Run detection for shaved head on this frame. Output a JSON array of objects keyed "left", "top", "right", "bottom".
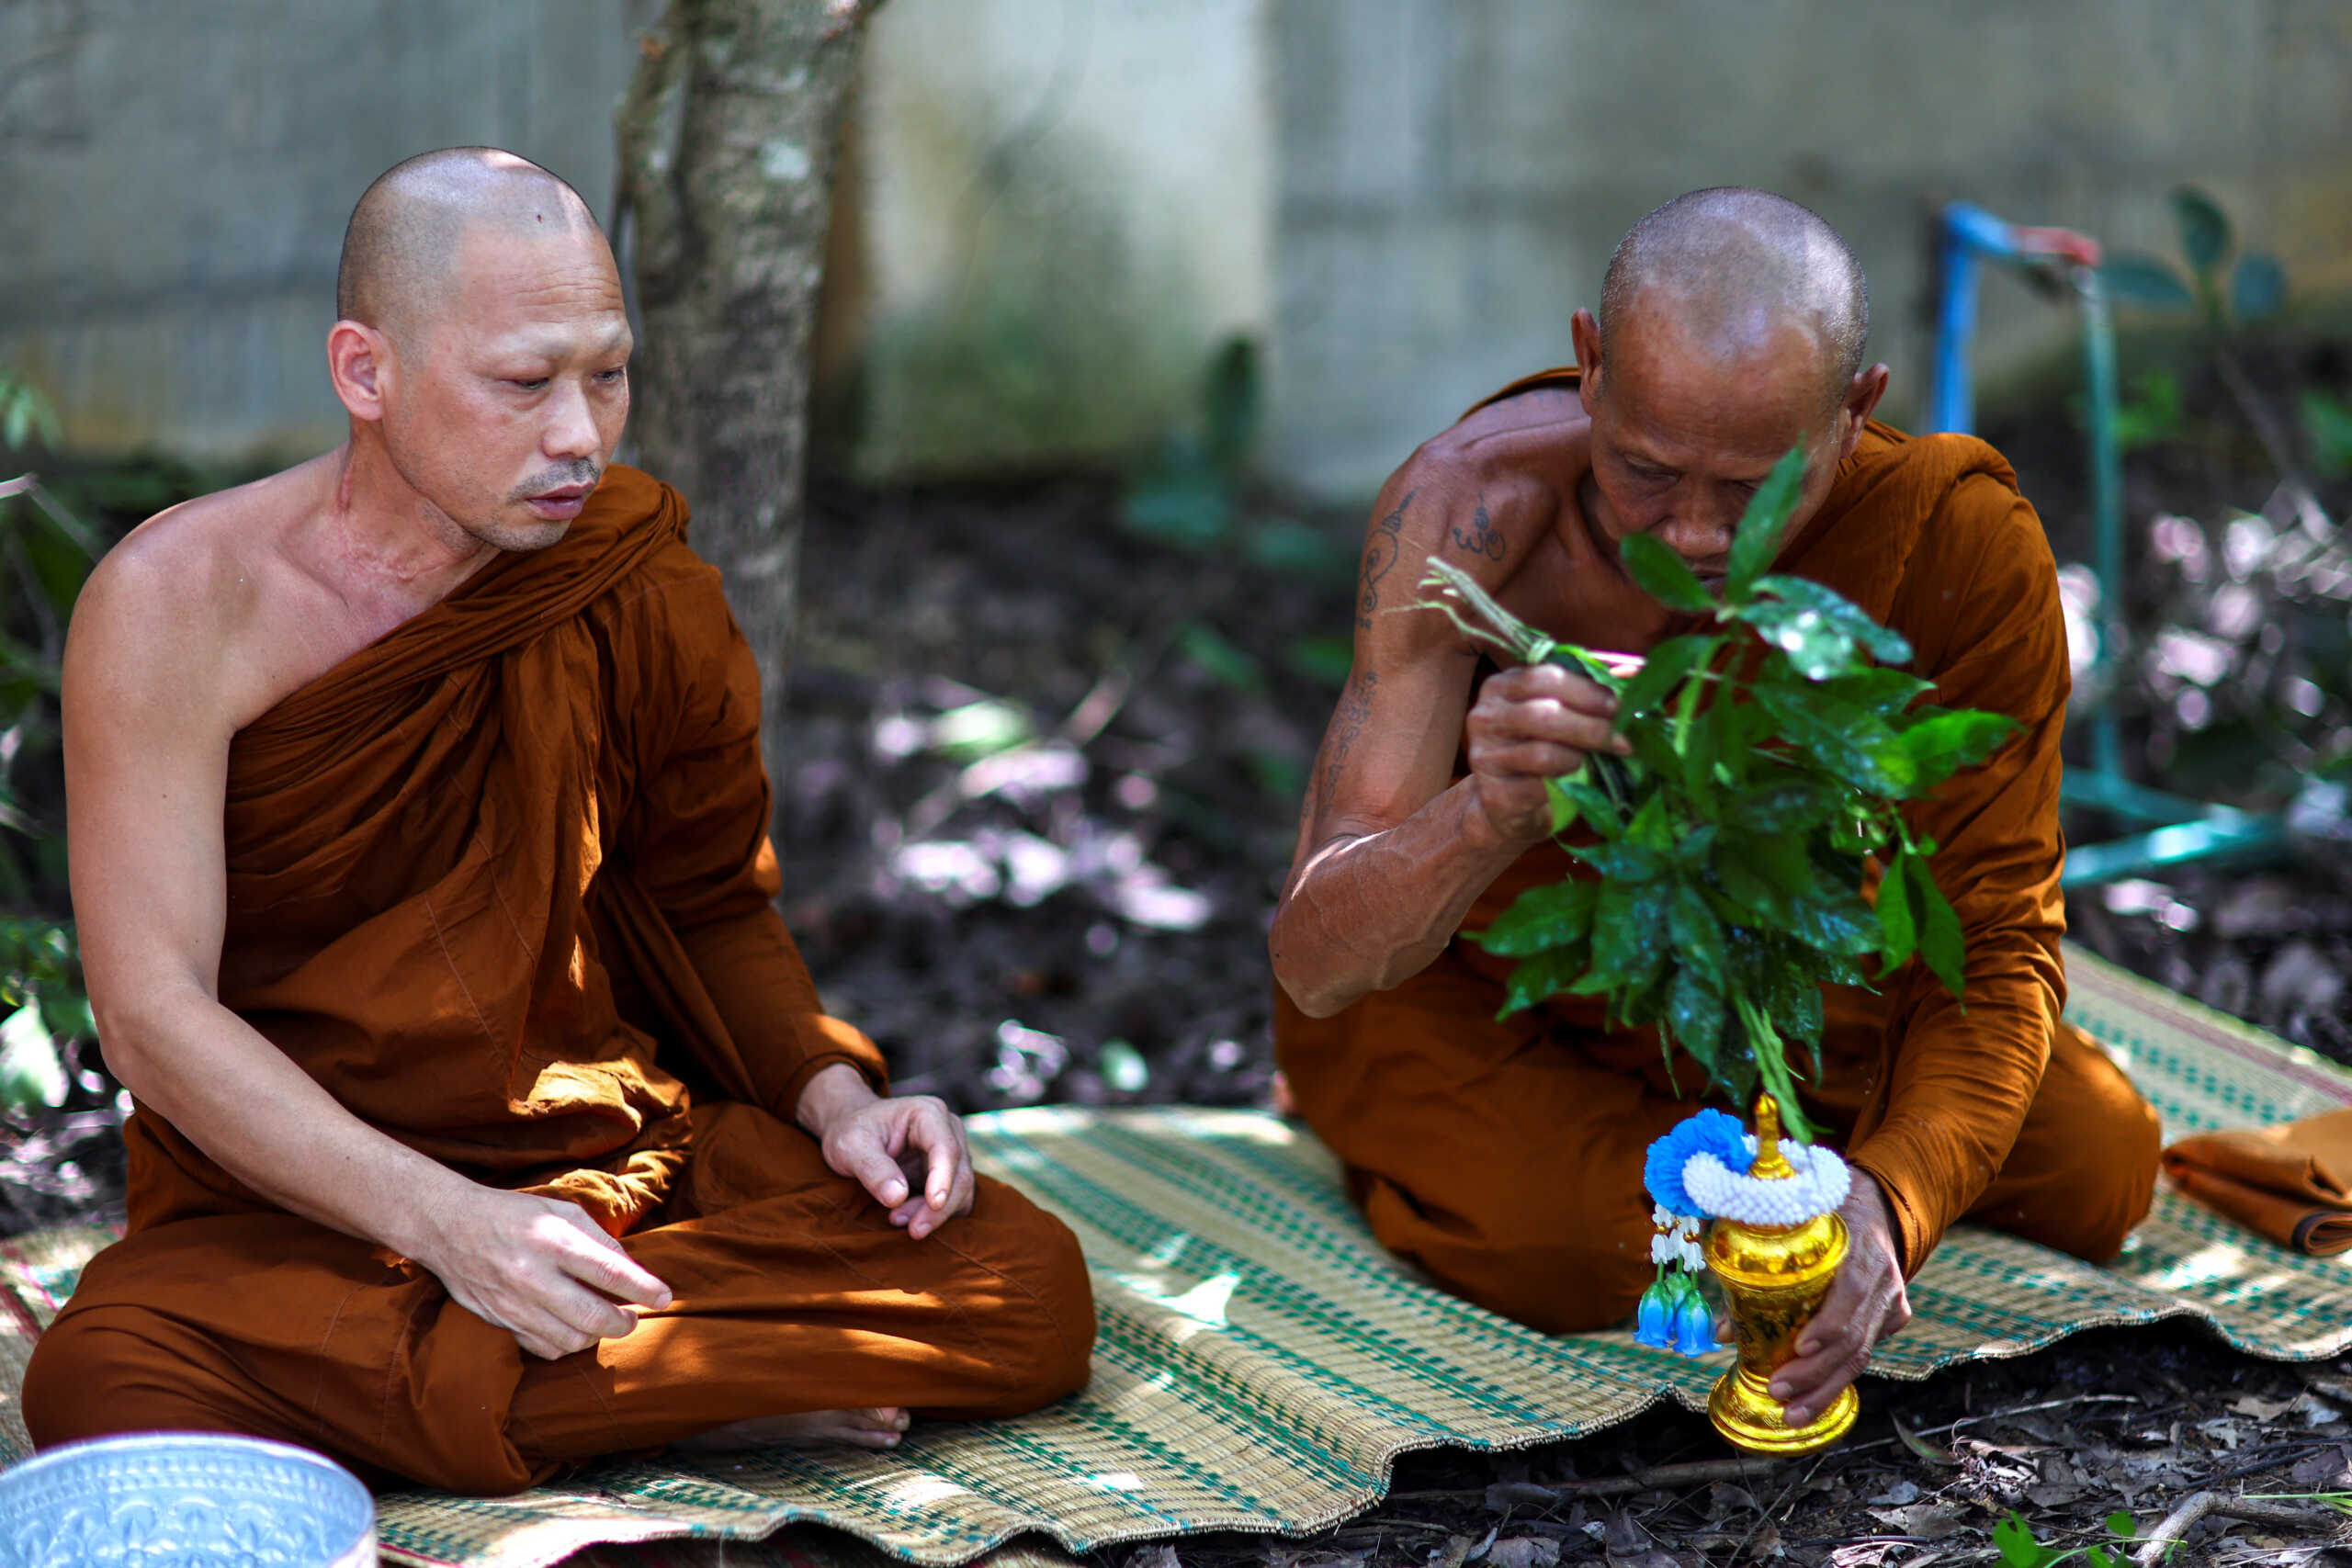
[
  {"left": 1598, "top": 187, "right": 1868, "bottom": 409},
  {"left": 335, "top": 147, "right": 604, "bottom": 350}
]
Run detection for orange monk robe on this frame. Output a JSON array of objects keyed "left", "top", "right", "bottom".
[
  {"left": 1276, "top": 370, "right": 2162, "bottom": 1335},
  {"left": 24, "top": 468, "right": 1095, "bottom": 1492}
]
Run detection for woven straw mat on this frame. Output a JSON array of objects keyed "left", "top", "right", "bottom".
[{"left": 2, "top": 942, "right": 2348, "bottom": 1568}]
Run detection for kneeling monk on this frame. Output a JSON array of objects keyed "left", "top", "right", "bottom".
[
  {"left": 25, "top": 148, "right": 1094, "bottom": 1492},
  {"left": 1270, "top": 187, "right": 2159, "bottom": 1427}
]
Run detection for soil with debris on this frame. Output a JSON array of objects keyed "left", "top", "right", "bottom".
[{"left": 8, "top": 420, "right": 2352, "bottom": 1560}]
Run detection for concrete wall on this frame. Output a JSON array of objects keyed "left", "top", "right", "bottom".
[
  {"left": 838, "top": 0, "right": 1272, "bottom": 479},
  {"left": 6, "top": 0, "right": 2348, "bottom": 495},
  {"left": 1272, "top": 0, "right": 2352, "bottom": 500},
  {"left": 0, "top": 0, "right": 654, "bottom": 463}
]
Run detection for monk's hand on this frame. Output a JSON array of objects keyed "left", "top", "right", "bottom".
[
  {"left": 1463, "top": 663, "right": 1631, "bottom": 845},
  {"left": 419, "top": 1187, "right": 674, "bottom": 1361},
  {"left": 801, "top": 1065, "right": 977, "bottom": 1240},
  {"left": 1767, "top": 1169, "right": 1911, "bottom": 1426}
]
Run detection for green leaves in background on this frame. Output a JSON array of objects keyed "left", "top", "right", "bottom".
[
  {"left": 2102, "top": 184, "right": 2286, "bottom": 332},
  {"left": 1441, "top": 440, "right": 2019, "bottom": 1132}
]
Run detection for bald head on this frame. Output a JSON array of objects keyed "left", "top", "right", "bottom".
[
  {"left": 1597, "top": 188, "right": 1868, "bottom": 410},
  {"left": 335, "top": 147, "right": 605, "bottom": 350}
]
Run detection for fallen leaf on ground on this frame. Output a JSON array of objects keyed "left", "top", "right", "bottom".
[
  {"left": 2232, "top": 1393, "right": 2298, "bottom": 1420},
  {"left": 1865, "top": 1502, "right": 1967, "bottom": 1540},
  {"left": 1484, "top": 1480, "right": 1559, "bottom": 1512},
  {"left": 1484, "top": 1538, "right": 1558, "bottom": 1568},
  {"left": 1430, "top": 1536, "right": 1476, "bottom": 1568}
]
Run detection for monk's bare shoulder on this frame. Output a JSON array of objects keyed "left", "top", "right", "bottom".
[
  {"left": 1355, "top": 386, "right": 1586, "bottom": 650},
  {"left": 65, "top": 461, "right": 328, "bottom": 739}
]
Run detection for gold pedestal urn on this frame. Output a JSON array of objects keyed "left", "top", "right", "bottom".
[{"left": 1702, "top": 1094, "right": 1858, "bottom": 1454}]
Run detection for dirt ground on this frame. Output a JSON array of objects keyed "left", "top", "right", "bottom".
[
  {"left": 766, "top": 466, "right": 2352, "bottom": 1565},
  {"left": 7, "top": 401, "right": 2352, "bottom": 1560}
]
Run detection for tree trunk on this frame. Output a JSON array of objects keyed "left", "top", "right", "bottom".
[{"left": 615, "top": 0, "right": 878, "bottom": 812}]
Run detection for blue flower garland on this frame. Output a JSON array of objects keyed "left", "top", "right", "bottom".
[{"left": 1635, "top": 1108, "right": 1756, "bottom": 1359}]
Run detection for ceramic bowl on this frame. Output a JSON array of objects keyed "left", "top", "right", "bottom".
[{"left": 0, "top": 1431, "right": 373, "bottom": 1567}]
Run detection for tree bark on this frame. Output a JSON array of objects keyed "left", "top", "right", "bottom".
[{"left": 615, "top": 0, "right": 878, "bottom": 810}]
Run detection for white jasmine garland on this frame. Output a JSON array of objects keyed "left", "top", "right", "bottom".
[
  {"left": 1647, "top": 1201, "right": 1706, "bottom": 1270},
  {"left": 1681, "top": 1141, "right": 1853, "bottom": 1228}
]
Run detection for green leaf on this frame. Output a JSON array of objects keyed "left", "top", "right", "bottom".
[
  {"left": 1877, "top": 851, "right": 1917, "bottom": 968},
  {"left": 1737, "top": 777, "right": 1839, "bottom": 833},
  {"left": 0, "top": 1001, "right": 65, "bottom": 1111},
  {"left": 1544, "top": 774, "right": 1579, "bottom": 836},
  {"left": 2231, "top": 252, "right": 2286, "bottom": 321},
  {"left": 1712, "top": 839, "right": 1785, "bottom": 923},
  {"left": 1615, "top": 634, "right": 1720, "bottom": 721},
  {"left": 928, "top": 700, "right": 1035, "bottom": 761},
  {"left": 1756, "top": 684, "right": 1913, "bottom": 795},
  {"left": 1905, "top": 852, "right": 1967, "bottom": 998},
  {"left": 2171, "top": 186, "right": 2233, "bottom": 280},
  {"left": 1747, "top": 575, "right": 1914, "bottom": 664},
  {"left": 1666, "top": 966, "right": 1724, "bottom": 1072},
  {"left": 1577, "top": 880, "right": 1639, "bottom": 992},
  {"left": 1724, "top": 446, "right": 1810, "bottom": 603},
  {"left": 1498, "top": 945, "right": 1588, "bottom": 1017},
  {"left": 1782, "top": 886, "right": 1883, "bottom": 956},
  {"left": 1667, "top": 880, "right": 1727, "bottom": 987},
  {"left": 1992, "top": 1514, "right": 2048, "bottom": 1568},
  {"left": 2105, "top": 1511, "right": 2137, "bottom": 1540},
  {"left": 1620, "top": 533, "right": 1718, "bottom": 613},
  {"left": 1897, "top": 706, "right": 2019, "bottom": 790},
  {"left": 2086, "top": 1549, "right": 2112, "bottom": 1568},
  {"left": 1283, "top": 634, "right": 1356, "bottom": 687},
  {"left": 2302, "top": 389, "right": 2352, "bottom": 479},
  {"left": 1736, "top": 599, "right": 1865, "bottom": 681},
  {"left": 1203, "top": 335, "right": 1261, "bottom": 478},
  {"left": 1178, "top": 622, "right": 1263, "bottom": 691},
  {"left": 1472, "top": 880, "right": 1600, "bottom": 956},
  {"left": 2101, "top": 254, "right": 2193, "bottom": 310},
  {"left": 1820, "top": 667, "right": 1936, "bottom": 716},
  {"left": 1577, "top": 839, "right": 1666, "bottom": 883}
]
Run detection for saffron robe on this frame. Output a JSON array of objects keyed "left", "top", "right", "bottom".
[
  {"left": 1275, "top": 370, "right": 2162, "bottom": 1334},
  {"left": 24, "top": 468, "right": 1095, "bottom": 1491}
]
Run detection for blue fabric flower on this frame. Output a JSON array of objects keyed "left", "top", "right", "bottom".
[
  {"left": 1643, "top": 1108, "right": 1756, "bottom": 1218},
  {"left": 1634, "top": 1281, "right": 1677, "bottom": 1350},
  {"left": 1672, "top": 1291, "right": 1718, "bottom": 1358}
]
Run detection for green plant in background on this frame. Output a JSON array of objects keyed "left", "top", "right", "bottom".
[
  {"left": 1418, "top": 448, "right": 2017, "bottom": 1141},
  {"left": 1993, "top": 1509, "right": 2151, "bottom": 1567},
  {"left": 2098, "top": 186, "right": 2330, "bottom": 503},
  {"left": 0, "top": 366, "right": 101, "bottom": 1112},
  {"left": 2100, "top": 186, "right": 2285, "bottom": 333},
  {"left": 1122, "top": 338, "right": 1359, "bottom": 698}
]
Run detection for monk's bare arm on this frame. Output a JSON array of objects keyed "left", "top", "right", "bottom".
[
  {"left": 65, "top": 533, "right": 667, "bottom": 1357},
  {"left": 1268, "top": 474, "right": 1625, "bottom": 1018}
]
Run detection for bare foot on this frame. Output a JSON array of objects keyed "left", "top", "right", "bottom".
[{"left": 675, "top": 1407, "right": 911, "bottom": 1452}]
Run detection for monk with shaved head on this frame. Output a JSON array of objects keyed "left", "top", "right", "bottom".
[
  {"left": 1271, "top": 187, "right": 2159, "bottom": 1423},
  {"left": 25, "top": 147, "right": 1094, "bottom": 1490}
]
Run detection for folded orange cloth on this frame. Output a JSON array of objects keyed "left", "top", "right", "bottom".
[{"left": 2162, "top": 1108, "right": 2352, "bottom": 1255}]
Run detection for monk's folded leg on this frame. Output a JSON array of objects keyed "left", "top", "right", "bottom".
[
  {"left": 505, "top": 1101, "right": 1094, "bottom": 1462},
  {"left": 1962, "top": 1019, "right": 2161, "bottom": 1260},
  {"left": 1276, "top": 955, "right": 1695, "bottom": 1335},
  {"left": 23, "top": 1212, "right": 538, "bottom": 1492},
  {"left": 26, "top": 1114, "right": 1093, "bottom": 1495}
]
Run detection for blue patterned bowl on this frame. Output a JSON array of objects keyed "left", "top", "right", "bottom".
[{"left": 0, "top": 1432, "right": 373, "bottom": 1567}]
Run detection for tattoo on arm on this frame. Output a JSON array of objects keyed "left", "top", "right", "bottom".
[
  {"left": 1450, "top": 496, "right": 1507, "bottom": 561},
  {"left": 1357, "top": 490, "right": 1415, "bottom": 630},
  {"left": 1315, "top": 670, "right": 1379, "bottom": 814}
]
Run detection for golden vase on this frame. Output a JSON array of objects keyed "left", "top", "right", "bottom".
[{"left": 1702, "top": 1094, "right": 1858, "bottom": 1454}]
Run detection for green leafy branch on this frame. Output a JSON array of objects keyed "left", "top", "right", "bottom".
[
  {"left": 1419, "top": 446, "right": 2018, "bottom": 1140},
  {"left": 1994, "top": 1509, "right": 2152, "bottom": 1568}
]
